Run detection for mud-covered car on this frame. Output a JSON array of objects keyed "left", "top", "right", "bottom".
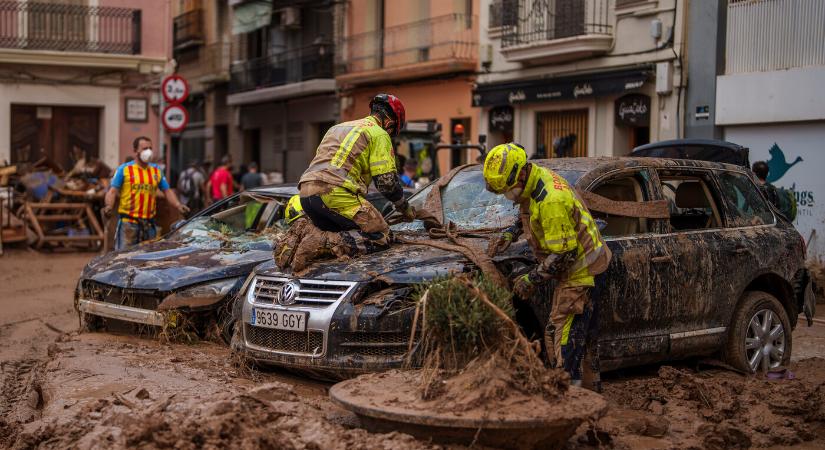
[{"left": 233, "top": 158, "right": 815, "bottom": 378}]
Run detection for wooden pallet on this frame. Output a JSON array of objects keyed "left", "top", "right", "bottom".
[{"left": 22, "top": 202, "right": 104, "bottom": 249}]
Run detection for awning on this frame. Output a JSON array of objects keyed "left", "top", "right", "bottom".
[
  {"left": 472, "top": 69, "right": 651, "bottom": 107},
  {"left": 232, "top": 0, "right": 273, "bottom": 35}
]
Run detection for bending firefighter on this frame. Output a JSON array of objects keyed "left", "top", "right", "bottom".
[
  {"left": 275, "top": 94, "right": 415, "bottom": 271},
  {"left": 484, "top": 143, "right": 611, "bottom": 391}
]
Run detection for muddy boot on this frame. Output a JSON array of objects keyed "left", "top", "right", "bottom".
[
  {"left": 273, "top": 218, "right": 309, "bottom": 269},
  {"left": 291, "top": 225, "right": 338, "bottom": 272}
]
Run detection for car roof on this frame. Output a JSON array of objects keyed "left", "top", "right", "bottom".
[
  {"left": 630, "top": 139, "right": 750, "bottom": 167},
  {"left": 246, "top": 183, "right": 298, "bottom": 197}
]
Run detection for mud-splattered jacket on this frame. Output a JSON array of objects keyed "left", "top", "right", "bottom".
[
  {"left": 514, "top": 164, "right": 610, "bottom": 287},
  {"left": 299, "top": 116, "right": 404, "bottom": 216}
]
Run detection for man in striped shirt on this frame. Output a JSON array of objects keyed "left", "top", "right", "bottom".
[{"left": 103, "top": 136, "right": 189, "bottom": 250}]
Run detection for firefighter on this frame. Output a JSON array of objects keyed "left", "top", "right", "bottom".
[
  {"left": 275, "top": 94, "right": 415, "bottom": 270},
  {"left": 484, "top": 143, "right": 611, "bottom": 391}
]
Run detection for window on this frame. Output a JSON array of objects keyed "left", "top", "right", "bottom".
[
  {"left": 716, "top": 171, "right": 775, "bottom": 227},
  {"left": 173, "top": 193, "right": 281, "bottom": 245},
  {"left": 659, "top": 172, "right": 722, "bottom": 231},
  {"left": 590, "top": 172, "right": 652, "bottom": 237}
]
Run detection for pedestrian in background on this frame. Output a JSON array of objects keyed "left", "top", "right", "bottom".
[
  {"left": 103, "top": 136, "right": 189, "bottom": 250},
  {"left": 752, "top": 161, "right": 780, "bottom": 208},
  {"left": 209, "top": 155, "right": 234, "bottom": 202},
  {"left": 177, "top": 160, "right": 206, "bottom": 215},
  {"left": 241, "top": 162, "right": 264, "bottom": 191},
  {"left": 400, "top": 158, "right": 418, "bottom": 188}
]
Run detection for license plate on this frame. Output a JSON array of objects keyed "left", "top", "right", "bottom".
[{"left": 250, "top": 308, "right": 307, "bottom": 332}]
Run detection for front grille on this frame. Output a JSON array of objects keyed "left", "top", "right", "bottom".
[
  {"left": 244, "top": 323, "right": 324, "bottom": 355},
  {"left": 339, "top": 332, "right": 410, "bottom": 358},
  {"left": 81, "top": 280, "right": 163, "bottom": 310},
  {"left": 252, "top": 277, "right": 355, "bottom": 307}
]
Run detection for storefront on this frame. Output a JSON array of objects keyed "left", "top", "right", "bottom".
[{"left": 473, "top": 68, "right": 658, "bottom": 157}]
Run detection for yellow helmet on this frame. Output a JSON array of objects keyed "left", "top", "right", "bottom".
[
  {"left": 483, "top": 143, "right": 527, "bottom": 193},
  {"left": 284, "top": 195, "right": 304, "bottom": 225}
]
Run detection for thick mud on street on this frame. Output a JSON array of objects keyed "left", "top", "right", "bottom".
[{"left": 3, "top": 250, "right": 825, "bottom": 449}]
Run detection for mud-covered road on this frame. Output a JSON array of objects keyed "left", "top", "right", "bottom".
[{"left": 2, "top": 250, "right": 825, "bottom": 449}]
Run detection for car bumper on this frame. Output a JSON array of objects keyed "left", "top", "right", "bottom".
[{"left": 77, "top": 298, "right": 169, "bottom": 327}]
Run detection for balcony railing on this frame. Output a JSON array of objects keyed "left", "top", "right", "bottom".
[
  {"left": 500, "top": 0, "right": 610, "bottom": 49},
  {"left": 200, "top": 42, "right": 230, "bottom": 80},
  {"left": 338, "top": 13, "right": 477, "bottom": 75},
  {"left": 489, "top": 0, "right": 517, "bottom": 29},
  {"left": 0, "top": 1, "right": 141, "bottom": 55},
  {"left": 726, "top": 0, "right": 825, "bottom": 74},
  {"left": 173, "top": 8, "right": 204, "bottom": 50},
  {"left": 229, "top": 44, "right": 334, "bottom": 94}
]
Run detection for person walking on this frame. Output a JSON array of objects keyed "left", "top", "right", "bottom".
[
  {"left": 484, "top": 143, "right": 611, "bottom": 392},
  {"left": 209, "top": 155, "right": 235, "bottom": 202},
  {"left": 177, "top": 160, "right": 206, "bottom": 215},
  {"left": 103, "top": 136, "right": 189, "bottom": 250},
  {"left": 241, "top": 162, "right": 264, "bottom": 191}
]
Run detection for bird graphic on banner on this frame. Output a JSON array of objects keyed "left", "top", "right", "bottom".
[{"left": 766, "top": 143, "right": 802, "bottom": 183}]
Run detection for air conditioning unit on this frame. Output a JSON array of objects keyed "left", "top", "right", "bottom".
[{"left": 280, "top": 7, "right": 301, "bottom": 29}]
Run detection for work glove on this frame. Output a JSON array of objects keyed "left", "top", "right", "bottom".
[
  {"left": 487, "top": 230, "right": 515, "bottom": 257},
  {"left": 397, "top": 201, "right": 416, "bottom": 222},
  {"left": 513, "top": 273, "right": 536, "bottom": 299}
]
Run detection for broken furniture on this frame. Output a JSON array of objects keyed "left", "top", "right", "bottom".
[{"left": 20, "top": 201, "right": 104, "bottom": 249}]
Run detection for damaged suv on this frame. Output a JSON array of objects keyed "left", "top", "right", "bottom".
[{"left": 233, "top": 158, "right": 815, "bottom": 378}]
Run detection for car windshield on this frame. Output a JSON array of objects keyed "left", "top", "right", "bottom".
[
  {"left": 392, "top": 166, "right": 585, "bottom": 232},
  {"left": 170, "top": 193, "right": 287, "bottom": 247}
]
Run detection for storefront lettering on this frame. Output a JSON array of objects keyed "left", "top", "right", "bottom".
[
  {"left": 536, "top": 91, "right": 562, "bottom": 100},
  {"left": 489, "top": 105, "right": 514, "bottom": 132},
  {"left": 625, "top": 80, "right": 644, "bottom": 90},
  {"left": 618, "top": 101, "right": 648, "bottom": 120},
  {"left": 573, "top": 84, "right": 593, "bottom": 98},
  {"left": 614, "top": 94, "right": 651, "bottom": 127},
  {"left": 508, "top": 90, "right": 526, "bottom": 103}
]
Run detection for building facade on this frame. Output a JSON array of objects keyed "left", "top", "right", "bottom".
[
  {"left": 0, "top": 0, "right": 170, "bottom": 171},
  {"left": 336, "top": 0, "right": 479, "bottom": 173},
  {"left": 706, "top": 0, "right": 825, "bottom": 259},
  {"left": 225, "top": 0, "right": 337, "bottom": 183},
  {"left": 170, "top": 0, "right": 232, "bottom": 177},
  {"left": 475, "top": 0, "right": 686, "bottom": 158}
]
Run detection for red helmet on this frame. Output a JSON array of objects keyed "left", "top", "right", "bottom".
[{"left": 369, "top": 93, "right": 406, "bottom": 136}]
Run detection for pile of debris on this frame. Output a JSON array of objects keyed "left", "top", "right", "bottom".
[
  {"left": 0, "top": 156, "right": 109, "bottom": 253},
  {"left": 330, "top": 274, "right": 607, "bottom": 449}
]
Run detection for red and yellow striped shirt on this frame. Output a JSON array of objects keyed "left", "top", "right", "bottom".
[{"left": 111, "top": 161, "right": 170, "bottom": 220}]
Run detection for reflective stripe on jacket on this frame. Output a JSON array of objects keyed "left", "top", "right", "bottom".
[
  {"left": 299, "top": 116, "right": 396, "bottom": 197},
  {"left": 519, "top": 165, "right": 607, "bottom": 287}
]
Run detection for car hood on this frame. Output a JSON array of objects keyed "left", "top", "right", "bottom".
[
  {"left": 255, "top": 237, "right": 483, "bottom": 283},
  {"left": 81, "top": 237, "right": 275, "bottom": 291}
]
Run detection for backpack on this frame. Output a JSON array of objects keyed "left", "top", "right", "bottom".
[
  {"left": 177, "top": 169, "right": 198, "bottom": 199},
  {"left": 775, "top": 186, "right": 797, "bottom": 221}
]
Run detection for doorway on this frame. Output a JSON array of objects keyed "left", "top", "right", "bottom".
[
  {"left": 536, "top": 109, "right": 588, "bottom": 158},
  {"left": 10, "top": 105, "right": 100, "bottom": 170}
]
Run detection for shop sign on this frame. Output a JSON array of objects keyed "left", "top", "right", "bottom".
[
  {"left": 615, "top": 94, "right": 651, "bottom": 127},
  {"left": 489, "top": 106, "right": 514, "bottom": 132}
]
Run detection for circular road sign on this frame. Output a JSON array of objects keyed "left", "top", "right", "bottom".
[
  {"left": 162, "top": 74, "right": 189, "bottom": 104},
  {"left": 162, "top": 104, "right": 189, "bottom": 133}
]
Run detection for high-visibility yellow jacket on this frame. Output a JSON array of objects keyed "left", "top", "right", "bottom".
[
  {"left": 298, "top": 116, "right": 400, "bottom": 219},
  {"left": 284, "top": 194, "right": 304, "bottom": 225},
  {"left": 518, "top": 164, "right": 609, "bottom": 287}
]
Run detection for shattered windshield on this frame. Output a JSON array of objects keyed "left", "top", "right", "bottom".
[{"left": 171, "top": 193, "right": 286, "bottom": 247}]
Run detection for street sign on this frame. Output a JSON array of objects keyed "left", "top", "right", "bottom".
[
  {"left": 162, "top": 104, "right": 189, "bottom": 133},
  {"left": 161, "top": 74, "right": 189, "bottom": 104}
]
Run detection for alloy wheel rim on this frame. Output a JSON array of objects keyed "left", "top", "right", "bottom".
[{"left": 744, "top": 308, "right": 785, "bottom": 372}]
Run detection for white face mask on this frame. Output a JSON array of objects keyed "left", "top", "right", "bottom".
[
  {"left": 503, "top": 186, "right": 523, "bottom": 202},
  {"left": 139, "top": 148, "right": 153, "bottom": 163}
]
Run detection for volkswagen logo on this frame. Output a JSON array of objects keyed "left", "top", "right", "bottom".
[{"left": 277, "top": 280, "right": 300, "bottom": 306}]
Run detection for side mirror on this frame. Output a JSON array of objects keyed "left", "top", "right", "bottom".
[{"left": 170, "top": 220, "right": 185, "bottom": 232}]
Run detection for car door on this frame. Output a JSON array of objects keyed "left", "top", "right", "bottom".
[
  {"left": 650, "top": 168, "right": 728, "bottom": 355},
  {"left": 583, "top": 168, "right": 672, "bottom": 366}
]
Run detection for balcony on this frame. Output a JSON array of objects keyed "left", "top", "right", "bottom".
[
  {"left": 498, "top": 0, "right": 612, "bottom": 64},
  {"left": 198, "top": 42, "right": 231, "bottom": 84},
  {"left": 336, "top": 13, "right": 477, "bottom": 87},
  {"left": 227, "top": 44, "right": 334, "bottom": 104},
  {"left": 0, "top": 1, "right": 141, "bottom": 55},
  {"left": 726, "top": 0, "right": 825, "bottom": 74},
  {"left": 173, "top": 9, "right": 204, "bottom": 52}
]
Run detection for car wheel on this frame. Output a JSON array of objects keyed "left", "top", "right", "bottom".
[{"left": 725, "top": 291, "right": 792, "bottom": 373}]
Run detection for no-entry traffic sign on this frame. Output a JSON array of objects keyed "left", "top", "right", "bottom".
[
  {"left": 162, "top": 104, "right": 189, "bottom": 133},
  {"left": 162, "top": 74, "right": 189, "bottom": 104}
]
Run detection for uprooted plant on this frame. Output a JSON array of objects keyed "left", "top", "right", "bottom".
[{"left": 409, "top": 273, "right": 568, "bottom": 404}]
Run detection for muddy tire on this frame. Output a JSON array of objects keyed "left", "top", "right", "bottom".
[{"left": 724, "top": 291, "right": 792, "bottom": 373}]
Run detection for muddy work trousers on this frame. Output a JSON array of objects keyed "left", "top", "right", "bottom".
[
  {"left": 545, "top": 285, "right": 601, "bottom": 392},
  {"left": 114, "top": 217, "right": 157, "bottom": 251},
  {"left": 299, "top": 195, "right": 390, "bottom": 255}
]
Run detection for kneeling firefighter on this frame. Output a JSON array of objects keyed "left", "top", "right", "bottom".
[
  {"left": 275, "top": 94, "right": 415, "bottom": 271},
  {"left": 484, "top": 143, "right": 611, "bottom": 391}
]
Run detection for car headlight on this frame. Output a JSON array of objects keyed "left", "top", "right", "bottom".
[{"left": 158, "top": 277, "right": 242, "bottom": 310}]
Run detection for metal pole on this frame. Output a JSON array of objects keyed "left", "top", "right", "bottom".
[{"left": 159, "top": 79, "right": 167, "bottom": 177}]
